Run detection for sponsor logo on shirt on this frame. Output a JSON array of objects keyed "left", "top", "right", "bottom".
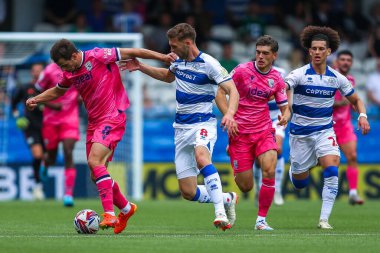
[
  {"left": 176, "top": 70, "right": 196, "bottom": 80},
  {"left": 72, "top": 72, "right": 93, "bottom": 88},
  {"left": 305, "top": 88, "right": 334, "bottom": 96},
  {"left": 248, "top": 86, "right": 271, "bottom": 98}
]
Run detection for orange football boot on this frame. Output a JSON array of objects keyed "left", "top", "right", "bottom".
[
  {"left": 99, "top": 213, "right": 118, "bottom": 229},
  {"left": 114, "top": 203, "right": 138, "bottom": 234}
]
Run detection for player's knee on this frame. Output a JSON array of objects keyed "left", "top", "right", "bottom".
[
  {"left": 180, "top": 190, "right": 196, "bottom": 201},
  {"left": 347, "top": 152, "right": 357, "bottom": 163},
  {"left": 290, "top": 175, "right": 310, "bottom": 189},
  {"left": 237, "top": 181, "right": 253, "bottom": 193}
]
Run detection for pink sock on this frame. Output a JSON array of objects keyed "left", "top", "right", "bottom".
[
  {"left": 346, "top": 166, "right": 358, "bottom": 190},
  {"left": 64, "top": 168, "right": 76, "bottom": 196},
  {"left": 258, "top": 178, "right": 275, "bottom": 217},
  {"left": 93, "top": 165, "right": 114, "bottom": 213},
  {"left": 112, "top": 180, "right": 128, "bottom": 209}
]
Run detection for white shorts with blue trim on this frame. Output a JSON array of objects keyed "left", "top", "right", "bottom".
[
  {"left": 174, "top": 121, "right": 217, "bottom": 179},
  {"left": 289, "top": 128, "right": 340, "bottom": 174}
]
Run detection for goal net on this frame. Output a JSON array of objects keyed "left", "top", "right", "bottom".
[{"left": 0, "top": 32, "right": 144, "bottom": 200}]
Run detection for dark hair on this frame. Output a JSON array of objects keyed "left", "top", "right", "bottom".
[
  {"left": 167, "top": 23, "right": 196, "bottom": 42},
  {"left": 50, "top": 39, "right": 79, "bottom": 63},
  {"left": 300, "top": 26, "right": 340, "bottom": 53},
  {"left": 256, "top": 35, "right": 279, "bottom": 52},
  {"left": 337, "top": 50, "right": 353, "bottom": 58}
]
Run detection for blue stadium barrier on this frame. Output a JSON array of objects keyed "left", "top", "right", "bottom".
[{"left": 2, "top": 118, "right": 380, "bottom": 164}]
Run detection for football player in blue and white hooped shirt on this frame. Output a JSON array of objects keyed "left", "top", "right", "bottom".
[
  {"left": 285, "top": 26, "right": 370, "bottom": 229},
  {"left": 123, "top": 23, "right": 240, "bottom": 230}
]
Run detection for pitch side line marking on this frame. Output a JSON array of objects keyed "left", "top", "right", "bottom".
[{"left": 0, "top": 233, "right": 379, "bottom": 238}]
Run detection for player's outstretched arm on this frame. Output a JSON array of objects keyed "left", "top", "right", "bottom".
[
  {"left": 215, "top": 87, "right": 228, "bottom": 115},
  {"left": 120, "top": 58, "right": 175, "bottom": 83},
  {"left": 346, "top": 93, "right": 370, "bottom": 135},
  {"left": 219, "top": 80, "right": 239, "bottom": 136},
  {"left": 26, "top": 86, "right": 66, "bottom": 111},
  {"left": 119, "top": 48, "right": 177, "bottom": 65}
]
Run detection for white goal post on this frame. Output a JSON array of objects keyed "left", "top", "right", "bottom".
[{"left": 0, "top": 32, "right": 144, "bottom": 200}]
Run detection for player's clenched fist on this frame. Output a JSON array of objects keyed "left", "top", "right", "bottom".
[{"left": 26, "top": 97, "right": 38, "bottom": 111}]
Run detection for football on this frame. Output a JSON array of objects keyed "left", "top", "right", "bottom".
[{"left": 73, "top": 209, "right": 100, "bottom": 234}]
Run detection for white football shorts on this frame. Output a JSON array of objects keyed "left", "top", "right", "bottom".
[
  {"left": 289, "top": 128, "right": 340, "bottom": 174},
  {"left": 174, "top": 121, "right": 217, "bottom": 179}
]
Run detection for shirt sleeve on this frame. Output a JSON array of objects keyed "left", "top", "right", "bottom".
[
  {"left": 56, "top": 75, "right": 71, "bottom": 90},
  {"left": 231, "top": 66, "right": 242, "bottom": 89},
  {"left": 284, "top": 69, "right": 300, "bottom": 89},
  {"left": 92, "top": 47, "right": 119, "bottom": 64},
  {"left": 338, "top": 75, "right": 354, "bottom": 97},
  {"left": 274, "top": 78, "right": 288, "bottom": 106},
  {"left": 207, "top": 57, "right": 231, "bottom": 85}
]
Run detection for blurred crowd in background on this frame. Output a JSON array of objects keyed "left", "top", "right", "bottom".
[{"left": 1, "top": 0, "right": 380, "bottom": 121}]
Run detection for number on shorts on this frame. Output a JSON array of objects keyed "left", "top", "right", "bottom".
[{"left": 328, "top": 136, "right": 338, "bottom": 146}]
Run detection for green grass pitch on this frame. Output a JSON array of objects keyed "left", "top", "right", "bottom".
[{"left": 0, "top": 199, "right": 379, "bottom": 253}]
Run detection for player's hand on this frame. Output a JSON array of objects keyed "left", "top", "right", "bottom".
[
  {"left": 277, "top": 114, "right": 289, "bottom": 128},
  {"left": 119, "top": 58, "right": 140, "bottom": 72},
  {"left": 358, "top": 117, "right": 370, "bottom": 135},
  {"left": 221, "top": 112, "right": 238, "bottom": 137},
  {"left": 26, "top": 98, "right": 38, "bottom": 111},
  {"left": 163, "top": 52, "right": 177, "bottom": 65}
]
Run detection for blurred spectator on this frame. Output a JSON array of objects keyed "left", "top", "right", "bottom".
[
  {"left": 368, "top": 2, "right": 380, "bottom": 26},
  {"left": 256, "top": 0, "right": 281, "bottom": 25},
  {"left": 219, "top": 42, "right": 239, "bottom": 73},
  {"left": 238, "top": 2, "right": 266, "bottom": 43},
  {"left": 146, "top": 12, "right": 172, "bottom": 53},
  {"left": 69, "top": 12, "right": 92, "bottom": 33},
  {"left": 368, "top": 24, "right": 380, "bottom": 58},
  {"left": 170, "top": 0, "right": 191, "bottom": 25},
  {"left": 225, "top": 0, "right": 250, "bottom": 27},
  {"left": 334, "top": 0, "right": 370, "bottom": 43},
  {"left": 366, "top": 58, "right": 380, "bottom": 110},
  {"left": 0, "top": 0, "right": 5, "bottom": 31},
  {"left": 86, "top": 0, "right": 112, "bottom": 33},
  {"left": 284, "top": 1, "right": 312, "bottom": 47},
  {"left": 113, "top": 0, "right": 143, "bottom": 33},
  {"left": 145, "top": 0, "right": 170, "bottom": 25},
  {"left": 311, "top": 0, "right": 334, "bottom": 27},
  {"left": 43, "top": 0, "right": 77, "bottom": 31},
  {"left": 288, "top": 47, "right": 306, "bottom": 70}
]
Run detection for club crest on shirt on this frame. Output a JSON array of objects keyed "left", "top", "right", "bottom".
[
  {"left": 85, "top": 62, "right": 92, "bottom": 71},
  {"left": 267, "top": 78, "right": 274, "bottom": 87}
]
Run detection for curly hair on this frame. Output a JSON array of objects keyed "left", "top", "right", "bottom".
[{"left": 300, "top": 26, "right": 340, "bottom": 53}]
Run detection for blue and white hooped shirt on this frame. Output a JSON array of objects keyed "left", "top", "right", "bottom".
[
  {"left": 169, "top": 52, "right": 231, "bottom": 128},
  {"left": 285, "top": 63, "right": 354, "bottom": 136}
]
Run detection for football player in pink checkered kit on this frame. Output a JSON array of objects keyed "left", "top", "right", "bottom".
[
  {"left": 216, "top": 35, "right": 291, "bottom": 231},
  {"left": 26, "top": 39, "right": 176, "bottom": 234}
]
